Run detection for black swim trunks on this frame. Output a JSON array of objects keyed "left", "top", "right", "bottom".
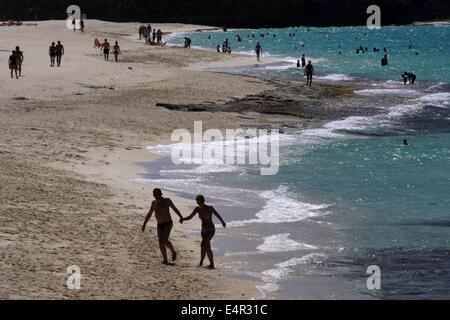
[{"left": 157, "top": 220, "right": 173, "bottom": 232}]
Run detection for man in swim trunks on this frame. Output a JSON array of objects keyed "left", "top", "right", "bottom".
[
  {"left": 305, "top": 60, "right": 314, "bottom": 87},
  {"left": 301, "top": 54, "right": 306, "bottom": 67},
  {"left": 100, "top": 39, "right": 110, "bottom": 61},
  {"left": 255, "top": 42, "right": 262, "bottom": 62},
  {"left": 9, "top": 51, "right": 19, "bottom": 79},
  {"left": 181, "top": 195, "right": 226, "bottom": 269},
  {"left": 14, "top": 46, "right": 24, "bottom": 77},
  {"left": 55, "top": 41, "right": 64, "bottom": 67},
  {"left": 49, "top": 42, "right": 56, "bottom": 67},
  {"left": 142, "top": 188, "right": 184, "bottom": 265}
]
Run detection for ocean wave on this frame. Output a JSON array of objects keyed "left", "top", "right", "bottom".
[
  {"left": 417, "top": 92, "right": 450, "bottom": 104},
  {"left": 317, "top": 74, "right": 354, "bottom": 81},
  {"left": 354, "top": 89, "right": 421, "bottom": 97},
  {"left": 259, "top": 253, "right": 327, "bottom": 289},
  {"left": 257, "top": 233, "right": 318, "bottom": 252},
  {"left": 228, "top": 185, "right": 330, "bottom": 227}
]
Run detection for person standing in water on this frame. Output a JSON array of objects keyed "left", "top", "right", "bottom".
[
  {"left": 49, "top": 42, "right": 57, "bottom": 67},
  {"left": 142, "top": 189, "right": 184, "bottom": 265},
  {"left": 100, "top": 39, "right": 110, "bottom": 61},
  {"left": 55, "top": 41, "right": 64, "bottom": 67},
  {"left": 305, "top": 60, "right": 314, "bottom": 87},
  {"left": 14, "top": 46, "right": 24, "bottom": 77},
  {"left": 255, "top": 42, "right": 262, "bottom": 62},
  {"left": 9, "top": 51, "right": 19, "bottom": 79},
  {"left": 181, "top": 195, "right": 226, "bottom": 269},
  {"left": 381, "top": 54, "right": 389, "bottom": 66},
  {"left": 113, "top": 41, "right": 121, "bottom": 62},
  {"left": 301, "top": 54, "right": 306, "bottom": 67}
]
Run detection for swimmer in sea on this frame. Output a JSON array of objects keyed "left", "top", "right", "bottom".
[
  {"left": 142, "top": 189, "right": 184, "bottom": 265},
  {"left": 381, "top": 54, "right": 388, "bottom": 66},
  {"left": 181, "top": 195, "right": 226, "bottom": 269}
]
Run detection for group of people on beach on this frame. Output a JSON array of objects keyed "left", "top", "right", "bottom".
[
  {"left": 142, "top": 189, "right": 226, "bottom": 269},
  {"left": 217, "top": 38, "right": 232, "bottom": 53},
  {"left": 139, "top": 24, "right": 164, "bottom": 45}
]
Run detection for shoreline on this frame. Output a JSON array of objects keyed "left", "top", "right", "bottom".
[{"left": 2, "top": 20, "right": 447, "bottom": 299}]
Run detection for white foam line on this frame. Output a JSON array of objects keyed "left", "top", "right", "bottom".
[
  {"left": 257, "top": 253, "right": 327, "bottom": 294},
  {"left": 257, "top": 233, "right": 318, "bottom": 252},
  {"left": 228, "top": 186, "right": 330, "bottom": 227}
]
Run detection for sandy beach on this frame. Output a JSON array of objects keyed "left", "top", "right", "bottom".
[
  {"left": 0, "top": 20, "right": 282, "bottom": 299},
  {"left": 1, "top": 19, "right": 384, "bottom": 299}
]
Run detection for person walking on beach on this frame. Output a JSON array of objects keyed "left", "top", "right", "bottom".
[
  {"left": 55, "top": 41, "right": 64, "bottom": 67},
  {"left": 305, "top": 60, "right": 314, "bottom": 87},
  {"left": 255, "top": 42, "right": 262, "bottom": 62},
  {"left": 9, "top": 51, "right": 19, "bottom": 79},
  {"left": 14, "top": 46, "right": 24, "bottom": 77},
  {"left": 142, "top": 188, "right": 184, "bottom": 265},
  {"left": 80, "top": 19, "right": 85, "bottom": 33},
  {"left": 181, "top": 195, "right": 226, "bottom": 269},
  {"left": 49, "top": 42, "right": 57, "bottom": 67},
  {"left": 113, "top": 41, "right": 121, "bottom": 62},
  {"left": 100, "top": 39, "right": 110, "bottom": 61},
  {"left": 152, "top": 29, "right": 157, "bottom": 43}
]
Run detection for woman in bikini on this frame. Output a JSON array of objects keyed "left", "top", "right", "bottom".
[
  {"left": 113, "top": 41, "right": 121, "bottom": 62},
  {"left": 49, "top": 42, "right": 56, "bottom": 67},
  {"left": 182, "top": 195, "right": 226, "bottom": 269}
]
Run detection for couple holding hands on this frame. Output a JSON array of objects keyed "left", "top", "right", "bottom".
[{"left": 142, "top": 188, "right": 226, "bottom": 269}]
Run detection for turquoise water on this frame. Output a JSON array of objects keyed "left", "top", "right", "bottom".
[
  {"left": 171, "top": 25, "right": 450, "bottom": 82},
  {"left": 151, "top": 25, "right": 450, "bottom": 299}
]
